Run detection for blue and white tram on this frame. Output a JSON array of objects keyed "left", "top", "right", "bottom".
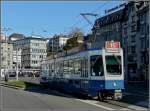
[{"left": 40, "top": 42, "right": 124, "bottom": 101}]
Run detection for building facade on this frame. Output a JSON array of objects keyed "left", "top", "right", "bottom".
[
  {"left": 92, "top": 8, "right": 126, "bottom": 49},
  {"left": 0, "top": 33, "right": 6, "bottom": 41},
  {"left": 13, "top": 36, "right": 47, "bottom": 69},
  {"left": 0, "top": 41, "right": 13, "bottom": 69},
  {"left": 47, "top": 34, "right": 69, "bottom": 56},
  {"left": 122, "top": 1, "right": 149, "bottom": 83},
  {"left": 12, "top": 49, "right": 22, "bottom": 69},
  {"left": 8, "top": 33, "right": 25, "bottom": 69},
  {"left": 91, "top": 1, "right": 149, "bottom": 83}
]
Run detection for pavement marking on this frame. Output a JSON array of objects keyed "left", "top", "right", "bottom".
[
  {"left": 76, "top": 99, "right": 116, "bottom": 111},
  {"left": 128, "top": 105, "right": 148, "bottom": 110},
  {"left": 120, "top": 108, "right": 131, "bottom": 110}
]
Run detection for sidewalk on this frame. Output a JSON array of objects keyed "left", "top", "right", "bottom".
[
  {"left": 122, "top": 83, "right": 149, "bottom": 108},
  {"left": 124, "top": 83, "right": 149, "bottom": 96}
]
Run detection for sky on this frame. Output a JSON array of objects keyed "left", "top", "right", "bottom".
[{"left": 1, "top": 1, "right": 127, "bottom": 38}]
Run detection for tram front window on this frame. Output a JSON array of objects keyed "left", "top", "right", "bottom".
[
  {"left": 90, "top": 55, "right": 104, "bottom": 76},
  {"left": 105, "top": 55, "right": 122, "bottom": 75}
]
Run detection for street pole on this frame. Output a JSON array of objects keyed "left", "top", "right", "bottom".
[
  {"left": 5, "top": 34, "right": 8, "bottom": 77},
  {"left": 16, "top": 47, "right": 18, "bottom": 80},
  {"left": 0, "top": 42, "right": 1, "bottom": 80}
]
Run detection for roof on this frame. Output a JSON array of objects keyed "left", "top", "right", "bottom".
[
  {"left": 137, "top": 5, "right": 149, "bottom": 14},
  {"left": 13, "top": 36, "right": 47, "bottom": 42},
  {"left": 93, "top": 8, "right": 126, "bottom": 29},
  {"left": 26, "top": 36, "right": 47, "bottom": 41}
]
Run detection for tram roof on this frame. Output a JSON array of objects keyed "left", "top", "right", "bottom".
[
  {"left": 65, "top": 48, "right": 103, "bottom": 57},
  {"left": 42, "top": 48, "right": 103, "bottom": 63}
]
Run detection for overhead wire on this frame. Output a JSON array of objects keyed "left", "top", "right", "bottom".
[
  {"left": 63, "top": 1, "right": 112, "bottom": 35},
  {"left": 78, "top": 1, "right": 112, "bottom": 34}
]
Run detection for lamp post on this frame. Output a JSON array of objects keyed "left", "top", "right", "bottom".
[
  {"left": 16, "top": 47, "right": 19, "bottom": 81},
  {"left": 0, "top": 41, "right": 1, "bottom": 80}
]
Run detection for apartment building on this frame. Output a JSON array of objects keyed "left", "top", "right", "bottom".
[
  {"left": 47, "top": 34, "right": 69, "bottom": 56},
  {"left": 0, "top": 41, "right": 13, "bottom": 69},
  {"left": 92, "top": 7, "right": 126, "bottom": 48},
  {"left": 91, "top": 1, "right": 149, "bottom": 83},
  {"left": 122, "top": 1, "right": 149, "bottom": 83},
  {"left": 13, "top": 36, "right": 47, "bottom": 69}
]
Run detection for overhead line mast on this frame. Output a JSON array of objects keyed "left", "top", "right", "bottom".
[{"left": 80, "top": 13, "right": 99, "bottom": 47}]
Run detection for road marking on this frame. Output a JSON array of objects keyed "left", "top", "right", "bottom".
[
  {"left": 128, "top": 105, "right": 148, "bottom": 110},
  {"left": 76, "top": 99, "right": 116, "bottom": 110},
  {"left": 37, "top": 89, "right": 147, "bottom": 111},
  {"left": 120, "top": 108, "right": 131, "bottom": 110}
]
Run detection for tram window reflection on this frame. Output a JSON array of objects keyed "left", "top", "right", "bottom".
[
  {"left": 105, "top": 55, "right": 122, "bottom": 75},
  {"left": 90, "top": 55, "right": 104, "bottom": 76}
]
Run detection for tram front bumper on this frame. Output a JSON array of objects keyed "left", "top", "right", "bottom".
[{"left": 114, "top": 90, "right": 122, "bottom": 100}]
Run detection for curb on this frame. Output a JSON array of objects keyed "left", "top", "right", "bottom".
[
  {"left": 0, "top": 83, "right": 25, "bottom": 90},
  {"left": 106, "top": 100, "right": 148, "bottom": 110},
  {"left": 123, "top": 92, "right": 148, "bottom": 98}
]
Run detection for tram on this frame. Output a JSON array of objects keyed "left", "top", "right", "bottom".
[{"left": 40, "top": 41, "right": 124, "bottom": 101}]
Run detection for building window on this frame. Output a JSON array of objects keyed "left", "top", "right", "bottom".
[
  {"left": 131, "top": 46, "right": 136, "bottom": 53},
  {"left": 123, "top": 27, "right": 127, "bottom": 35},
  {"left": 140, "top": 24, "right": 146, "bottom": 34},
  {"left": 131, "top": 35, "right": 136, "bottom": 42},
  {"left": 131, "top": 25, "right": 136, "bottom": 32},
  {"left": 141, "top": 38, "right": 146, "bottom": 49},
  {"left": 39, "top": 55, "right": 43, "bottom": 58},
  {"left": 32, "top": 60, "right": 38, "bottom": 64},
  {"left": 141, "top": 56, "right": 145, "bottom": 63},
  {"left": 131, "top": 15, "right": 136, "bottom": 22}
]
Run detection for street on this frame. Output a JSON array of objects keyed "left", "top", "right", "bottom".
[{"left": 0, "top": 85, "right": 138, "bottom": 111}]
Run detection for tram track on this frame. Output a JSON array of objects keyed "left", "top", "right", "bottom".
[
  {"left": 47, "top": 89, "right": 132, "bottom": 110},
  {"left": 103, "top": 100, "right": 133, "bottom": 110},
  {"left": 50, "top": 89, "right": 147, "bottom": 110}
]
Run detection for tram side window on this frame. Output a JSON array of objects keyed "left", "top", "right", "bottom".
[
  {"left": 55, "top": 62, "right": 59, "bottom": 76},
  {"left": 41, "top": 65, "right": 45, "bottom": 76},
  {"left": 51, "top": 63, "right": 54, "bottom": 76},
  {"left": 41, "top": 64, "right": 49, "bottom": 76},
  {"left": 68, "top": 60, "right": 74, "bottom": 75},
  {"left": 90, "top": 55, "right": 104, "bottom": 76},
  {"left": 63, "top": 61, "right": 68, "bottom": 75},
  {"left": 46, "top": 64, "right": 49, "bottom": 76},
  {"left": 74, "top": 60, "right": 81, "bottom": 75},
  {"left": 49, "top": 64, "right": 52, "bottom": 76},
  {"left": 59, "top": 62, "right": 63, "bottom": 77},
  {"left": 81, "top": 59, "right": 88, "bottom": 78}
]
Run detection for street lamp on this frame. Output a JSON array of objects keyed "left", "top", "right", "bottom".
[{"left": 16, "top": 47, "right": 19, "bottom": 81}]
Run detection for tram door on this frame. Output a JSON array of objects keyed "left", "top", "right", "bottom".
[{"left": 80, "top": 58, "right": 89, "bottom": 90}]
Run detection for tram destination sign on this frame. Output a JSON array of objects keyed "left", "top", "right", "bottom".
[{"left": 105, "top": 41, "right": 120, "bottom": 52}]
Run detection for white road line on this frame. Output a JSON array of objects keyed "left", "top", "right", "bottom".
[
  {"left": 128, "top": 105, "right": 148, "bottom": 110},
  {"left": 120, "top": 108, "right": 131, "bottom": 110},
  {"left": 76, "top": 99, "right": 116, "bottom": 111}
]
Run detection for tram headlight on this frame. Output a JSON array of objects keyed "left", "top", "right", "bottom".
[{"left": 113, "top": 82, "right": 117, "bottom": 87}]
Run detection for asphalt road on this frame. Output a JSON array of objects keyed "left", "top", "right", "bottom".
[{"left": 0, "top": 85, "right": 134, "bottom": 111}]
